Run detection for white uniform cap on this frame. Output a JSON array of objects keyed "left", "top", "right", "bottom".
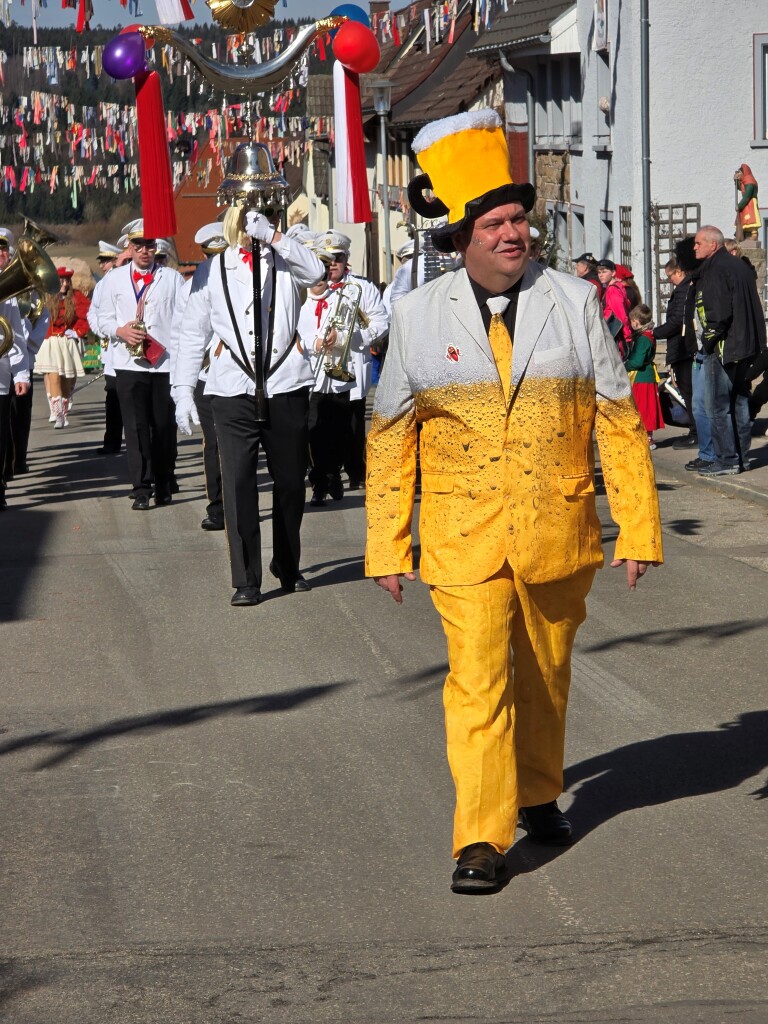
[
  {"left": 121, "top": 218, "right": 147, "bottom": 240},
  {"left": 155, "top": 239, "right": 172, "bottom": 256},
  {"left": 396, "top": 240, "right": 415, "bottom": 260},
  {"left": 117, "top": 235, "right": 129, "bottom": 250},
  {"left": 285, "top": 223, "right": 316, "bottom": 244},
  {"left": 97, "top": 240, "right": 122, "bottom": 259},
  {"left": 529, "top": 226, "right": 541, "bottom": 240},
  {"left": 315, "top": 230, "right": 351, "bottom": 256},
  {"left": 194, "top": 222, "right": 227, "bottom": 251},
  {"left": 0, "top": 227, "right": 14, "bottom": 247}
]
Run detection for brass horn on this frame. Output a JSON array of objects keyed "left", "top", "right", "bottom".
[
  {"left": 0, "top": 238, "right": 60, "bottom": 358},
  {"left": 21, "top": 217, "right": 62, "bottom": 249}
]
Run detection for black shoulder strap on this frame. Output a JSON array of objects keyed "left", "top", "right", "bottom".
[{"left": 219, "top": 252, "right": 255, "bottom": 380}]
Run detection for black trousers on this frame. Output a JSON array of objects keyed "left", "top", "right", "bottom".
[
  {"left": 345, "top": 396, "right": 367, "bottom": 485},
  {"left": 114, "top": 370, "right": 175, "bottom": 499},
  {"left": 669, "top": 357, "right": 695, "bottom": 433},
  {"left": 0, "top": 393, "right": 10, "bottom": 496},
  {"left": 195, "top": 379, "right": 222, "bottom": 519},
  {"left": 308, "top": 390, "right": 351, "bottom": 489},
  {"left": 212, "top": 388, "right": 310, "bottom": 590},
  {"left": 5, "top": 382, "right": 32, "bottom": 475},
  {"left": 103, "top": 375, "right": 124, "bottom": 451}
]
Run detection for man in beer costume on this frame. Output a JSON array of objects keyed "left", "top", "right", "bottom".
[{"left": 365, "top": 110, "right": 663, "bottom": 894}]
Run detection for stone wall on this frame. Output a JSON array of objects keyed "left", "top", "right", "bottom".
[
  {"left": 743, "top": 244, "right": 768, "bottom": 315},
  {"left": 534, "top": 150, "right": 571, "bottom": 217}
]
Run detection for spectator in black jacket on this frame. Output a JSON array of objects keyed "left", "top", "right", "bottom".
[
  {"left": 693, "top": 225, "right": 767, "bottom": 475},
  {"left": 654, "top": 256, "right": 698, "bottom": 448}
]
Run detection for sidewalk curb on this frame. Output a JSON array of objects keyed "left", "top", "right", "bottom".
[{"left": 653, "top": 458, "right": 768, "bottom": 509}]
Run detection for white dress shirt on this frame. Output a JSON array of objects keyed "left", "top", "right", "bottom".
[
  {"left": 98, "top": 261, "right": 185, "bottom": 374},
  {"left": 299, "top": 272, "right": 389, "bottom": 400},
  {"left": 172, "top": 235, "right": 324, "bottom": 399}
]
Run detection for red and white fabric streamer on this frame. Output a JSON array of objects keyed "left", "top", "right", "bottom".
[
  {"left": 155, "top": 0, "right": 195, "bottom": 25},
  {"left": 332, "top": 60, "right": 372, "bottom": 224}
]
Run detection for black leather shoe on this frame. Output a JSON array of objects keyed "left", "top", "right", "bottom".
[
  {"left": 327, "top": 476, "right": 344, "bottom": 501},
  {"left": 672, "top": 433, "right": 698, "bottom": 449},
  {"left": 518, "top": 801, "right": 573, "bottom": 845},
  {"left": 451, "top": 842, "right": 507, "bottom": 894},
  {"left": 231, "top": 586, "right": 261, "bottom": 607},
  {"left": 13, "top": 463, "right": 29, "bottom": 474},
  {"left": 154, "top": 494, "right": 173, "bottom": 507},
  {"left": 96, "top": 446, "right": 121, "bottom": 456},
  {"left": 269, "top": 559, "right": 311, "bottom": 593},
  {"left": 348, "top": 479, "right": 364, "bottom": 491},
  {"left": 310, "top": 489, "right": 326, "bottom": 507},
  {"left": 170, "top": 476, "right": 180, "bottom": 494},
  {"left": 0, "top": 496, "right": 7, "bottom": 511},
  {"left": 201, "top": 515, "right": 225, "bottom": 531},
  {"left": 132, "top": 495, "right": 150, "bottom": 511}
]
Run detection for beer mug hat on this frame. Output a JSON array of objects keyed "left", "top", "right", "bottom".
[{"left": 408, "top": 110, "right": 535, "bottom": 253}]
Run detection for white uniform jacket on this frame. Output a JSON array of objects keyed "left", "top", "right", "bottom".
[
  {"left": 99, "top": 261, "right": 185, "bottom": 374},
  {"left": 173, "top": 236, "right": 324, "bottom": 399},
  {"left": 88, "top": 276, "right": 115, "bottom": 376},
  {"left": 24, "top": 308, "right": 49, "bottom": 371},
  {"left": 0, "top": 298, "right": 30, "bottom": 395},
  {"left": 299, "top": 273, "right": 389, "bottom": 400}
]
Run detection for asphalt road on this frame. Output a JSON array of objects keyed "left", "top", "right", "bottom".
[{"left": 1, "top": 381, "right": 766, "bottom": 1023}]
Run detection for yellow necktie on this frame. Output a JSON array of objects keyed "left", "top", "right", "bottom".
[{"left": 487, "top": 298, "right": 512, "bottom": 402}]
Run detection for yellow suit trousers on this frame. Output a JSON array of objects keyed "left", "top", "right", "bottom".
[{"left": 431, "top": 561, "right": 595, "bottom": 858}]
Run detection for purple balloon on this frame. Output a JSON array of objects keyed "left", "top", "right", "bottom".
[{"left": 103, "top": 32, "right": 147, "bottom": 80}]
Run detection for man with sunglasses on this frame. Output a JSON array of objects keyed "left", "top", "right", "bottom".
[
  {"left": 300, "top": 231, "right": 389, "bottom": 505},
  {"left": 98, "top": 219, "right": 185, "bottom": 510}
]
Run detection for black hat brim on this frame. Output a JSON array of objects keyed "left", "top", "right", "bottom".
[{"left": 429, "top": 183, "right": 536, "bottom": 253}]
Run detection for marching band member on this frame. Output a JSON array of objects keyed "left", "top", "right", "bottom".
[
  {"left": 169, "top": 222, "right": 228, "bottom": 532},
  {"left": 35, "top": 267, "right": 89, "bottom": 429},
  {"left": 299, "top": 231, "right": 388, "bottom": 506},
  {"left": 88, "top": 240, "right": 125, "bottom": 456},
  {"left": 0, "top": 229, "right": 30, "bottom": 508},
  {"left": 9, "top": 291, "right": 49, "bottom": 476},
  {"left": 172, "top": 203, "right": 324, "bottom": 606},
  {"left": 98, "top": 218, "right": 185, "bottom": 510}
]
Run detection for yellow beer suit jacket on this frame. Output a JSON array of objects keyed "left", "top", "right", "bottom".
[{"left": 365, "top": 264, "right": 663, "bottom": 586}]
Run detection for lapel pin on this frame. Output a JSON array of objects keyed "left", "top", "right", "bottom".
[{"left": 446, "top": 345, "right": 461, "bottom": 362}]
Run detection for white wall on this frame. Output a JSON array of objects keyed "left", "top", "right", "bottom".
[{"left": 572, "top": 0, "right": 768, "bottom": 304}]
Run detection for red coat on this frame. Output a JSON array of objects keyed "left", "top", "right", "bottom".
[{"left": 46, "top": 290, "right": 91, "bottom": 338}]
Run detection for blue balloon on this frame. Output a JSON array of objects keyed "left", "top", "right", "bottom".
[{"left": 330, "top": 3, "right": 370, "bottom": 37}]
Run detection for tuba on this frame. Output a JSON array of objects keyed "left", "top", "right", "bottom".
[
  {"left": 316, "top": 281, "right": 370, "bottom": 384},
  {"left": 0, "top": 237, "right": 60, "bottom": 358},
  {"left": 13, "top": 219, "right": 61, "bottom": 332}
]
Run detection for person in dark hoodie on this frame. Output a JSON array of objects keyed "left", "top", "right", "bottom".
[
  {"left": 693, "top": 225, "right": 767, "bottom": 475},
  {"left": 653, "top": 255, "right": 699, "bottom": 448}
]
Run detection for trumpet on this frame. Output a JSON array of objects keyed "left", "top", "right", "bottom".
[
  {"left": 126, "top": 318, "right": 147, "bottom": 358},
  {"left": 317, "top": 282, "right": 370, "bottom": 383}
]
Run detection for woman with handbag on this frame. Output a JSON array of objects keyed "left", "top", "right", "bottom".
[{"left": 597, "top": 259, "right": 632, "bottom": 358}]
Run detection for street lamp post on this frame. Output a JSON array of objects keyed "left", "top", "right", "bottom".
[{"left": 370, "top": 77, "right": 393, "bottom": 284}]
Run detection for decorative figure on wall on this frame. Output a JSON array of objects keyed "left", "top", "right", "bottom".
[{"left": 734, "top": 164, "right": 762, "bottom": 243}]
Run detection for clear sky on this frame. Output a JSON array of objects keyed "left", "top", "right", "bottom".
[{"left": 8, "top": 0, "right": 321, "bottom": 31}]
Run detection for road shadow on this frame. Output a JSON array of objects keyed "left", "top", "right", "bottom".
[
  {"left": 0, "top": 682, "right": 350, "bottom": 770},
  {"left": 582, "top": 617, "right": 768, "bottom": 652},
  {"left": 564, "top": 710, "right": 768, "bottom": 843}
]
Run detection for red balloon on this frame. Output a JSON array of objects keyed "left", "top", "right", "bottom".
[
  {"left": 332, "top": 21, "right": 380, "bottom": 74},
  {"left": 120, "top": 23, "right": 154, "bottom": 49}
]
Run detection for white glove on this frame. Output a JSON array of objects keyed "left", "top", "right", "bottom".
[
  {"left": 64, "top": 329, "right": 78, "bottom": 339},
  {"left": 171, "top": 385, "right": 200, "bottom": 436},
  {"left": 244, "top": 210, "right": 275, "bottom": 244}
]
